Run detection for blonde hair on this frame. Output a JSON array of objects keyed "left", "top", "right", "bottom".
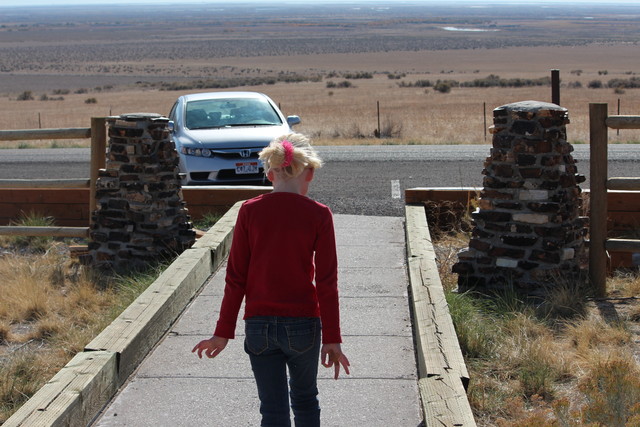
[{"left": 259, "top": 133, "right": 323, "bottom": 179}]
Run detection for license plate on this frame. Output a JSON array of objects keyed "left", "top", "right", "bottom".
[{"left": 235, "top": 162, "right": 259, "bottom": 174}]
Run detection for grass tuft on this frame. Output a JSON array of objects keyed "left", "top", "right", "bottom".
[
  {"left": 564, "top": 315, "right": 631, "bottom": 357},
  {"left": 537, "top": 278, "right": 589, "bottom": 320},
  {"left": 0, "top": 321, "right": 11, "bottom": 344},
  {"left": 579, "top": 355, "right": 640, "bottom": 425},
  {"left": 608, "top": 270, "right": 640, "bottom": 298},
  {"left": 447, "top": 291, "right": 499, "bottom": 359},
  {"left": 30, "top": 315, "right": 64, "bottom": 341},
  {"left": 0, "top": 353, "right": 55, "bottom": 422},
  {"left": 3, "top": 212, "right": 55, "bottom": 252},
  {"left": 516, "top": 339, "right": 560, "bottom": 399},
  {"left": 193, "top": 212, "right": 223, "bottom": 231}
]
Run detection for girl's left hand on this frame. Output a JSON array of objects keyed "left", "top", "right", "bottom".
[
  {"left": 321, "top": 343, "right": 350, "bottom": 379},
  {"left": 192, "top": 336, "right": 229, "bottom": 359}
]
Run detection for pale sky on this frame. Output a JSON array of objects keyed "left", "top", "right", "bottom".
[{"left": 1, "top": 0, "right": 639, "bottom": 7}]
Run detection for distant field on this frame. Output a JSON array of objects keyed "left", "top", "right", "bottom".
[{"left": 0, "top": 2, "right": 639, "bottom": 145}]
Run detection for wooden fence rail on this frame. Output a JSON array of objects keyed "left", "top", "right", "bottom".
[
  {"left": 0, "top": 118, "right": 106, "bottom": 236},
  {"left": 589, "top": 104, "right": 640, "bottom": 297},
  {"left": 0, "top": 128, "right": 91, "bottom": 141},
  {"left": 0, "top": 226, "right": 89, "bottom": 238},
  {"left": 0, "top": 179, "right": 91, "bottom": 189}
]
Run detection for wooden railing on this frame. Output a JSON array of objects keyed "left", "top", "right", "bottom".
[
  {"left": 405, "top": 204, "right": 476, "bottom": 426},
  {"left": 0, "top": 118, "right": 106, "bottom": 237},
  {"left": 589, "top": 103, "right": 640, "bottom": 297}
]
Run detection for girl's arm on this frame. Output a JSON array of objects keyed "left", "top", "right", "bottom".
[
  {"left": 214, "top": 206, "right": 251, "bottom": 339},
  {"left": 315, "top": 208, "right": 342, "bottom": 344}
]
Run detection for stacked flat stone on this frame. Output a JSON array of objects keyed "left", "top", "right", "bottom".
[
  {"left": 453, "top": 101, "right": 588, "bottom": 297},
  {"left": 83, "top": 113, "right": 195, "bottom": 272}
]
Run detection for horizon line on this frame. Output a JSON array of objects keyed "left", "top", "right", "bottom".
[{"left": 3, "top": 0, "right": 640, "bottom": 7}]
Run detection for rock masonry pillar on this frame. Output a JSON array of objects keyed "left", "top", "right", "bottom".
[
  {"left": 453, "top": 101, "right": 588, "bottom": 298},
  {"left": 82, "top": 113, "right": 195, "bottom": 272}
]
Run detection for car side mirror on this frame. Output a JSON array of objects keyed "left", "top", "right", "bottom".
[
  {"left": 168, "top": 120, "right": 175, "bottom": 132},
  {"left": 287, "top": 115, "right": 301, "bottom": 127}
]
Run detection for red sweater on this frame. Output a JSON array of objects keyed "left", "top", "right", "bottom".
[{"left": 214, "top": 192, "right": 342, "bottom": 344}]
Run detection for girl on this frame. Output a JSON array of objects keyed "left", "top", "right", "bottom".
[{"left": 192, "top": 133, "right": 350, "bottom": 427}]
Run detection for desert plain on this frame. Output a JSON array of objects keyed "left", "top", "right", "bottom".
[{"left": 0, "top": 1, "right": 639, "bottom": 145}]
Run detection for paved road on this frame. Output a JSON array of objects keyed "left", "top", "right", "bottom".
[
  {"left": 1, "top": 145, "right": 639, "bottom": 216},
  {"left": 311, "top": 145, "right": 640, "bottom": 216}
]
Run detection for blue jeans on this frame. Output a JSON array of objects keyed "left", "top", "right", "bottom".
[{"left": 244, "top": 316, "right": 322, "bottom": 427}]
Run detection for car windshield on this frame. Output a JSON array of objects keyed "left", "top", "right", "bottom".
[{"left": 185, "top": 97, "right": 283, "bottom": 130}]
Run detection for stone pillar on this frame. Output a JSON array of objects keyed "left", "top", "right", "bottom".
[
  {"left": 453, "top": 101, "right": 588, "bottom": 297},
  {"left": 83, "top": 113, "right": 195, "bottom": 272}
]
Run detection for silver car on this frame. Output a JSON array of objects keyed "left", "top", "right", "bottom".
[{"left": 168, "top": 91, "right": 300, "bottom": 185}]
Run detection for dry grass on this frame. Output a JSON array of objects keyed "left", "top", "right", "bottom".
[
  {"left": 436, "top": 227, "right": 640, "bottom": 426},
  {"left": 3, "top": 81, "right": 639, "bottom": 148},
  {"left": 0, "top": 211, "right": 220, "bottom": 423},
  {"left": 0, "top": 243, "right": 159, "bottom": 423},
  {"left": 433, "top": 203, "right": 640, "bottom": 425},
  {"left": 609, "top": 270, "right": 640, "bottom": 298},
  {"left": 2, "top": 45, "right": 640, "bottom": 148}
]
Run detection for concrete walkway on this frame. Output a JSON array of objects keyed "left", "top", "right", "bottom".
[{"left": 93, "top": 215, "right": 422, "bottom": 426}]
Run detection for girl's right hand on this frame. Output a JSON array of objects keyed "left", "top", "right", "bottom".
[{"left": 192, "top": 336, "right": 229, "bottom": 359}]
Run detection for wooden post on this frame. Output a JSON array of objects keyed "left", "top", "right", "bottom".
[
  {"left": 589, "top": 103, "right": 609, "bottom": 297},
  {"left": 551, "top": 69, "right": 560, "bottom": 105},
  {"left": 617, "top": 98, "right": 620, "bottom": 136},
  {"left": 483, "top": 102, "right": 487, "bottom": 141},
  {"left": 90, "top": 117, "right": 107, "bottom": 225}
]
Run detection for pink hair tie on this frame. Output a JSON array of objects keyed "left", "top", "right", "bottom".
[{"left": 281, "top": 140, "right": 294, "bottom": 168}]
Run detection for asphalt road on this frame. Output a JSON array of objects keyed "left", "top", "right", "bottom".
[{"left": 1, "top": 145, "right": 639, "bottom": 217}]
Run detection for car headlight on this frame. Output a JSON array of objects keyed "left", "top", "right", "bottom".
[{"left": 180, "top": 147, "right": 213, "bottom": 158}]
